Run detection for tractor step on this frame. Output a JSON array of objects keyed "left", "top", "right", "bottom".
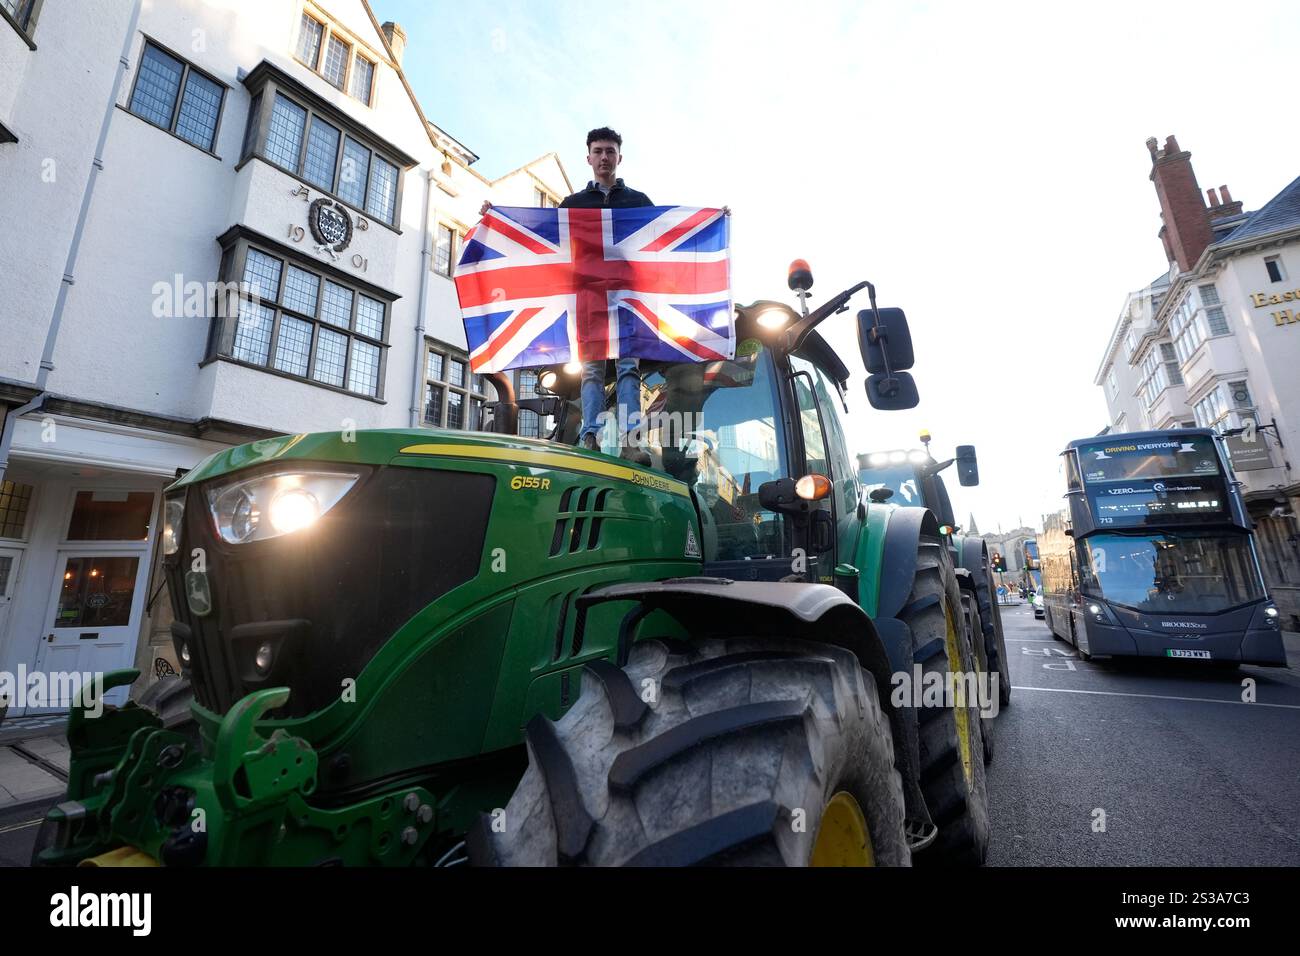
[{"left": 904, "top": 818, "right": 938, "bottom": 853}]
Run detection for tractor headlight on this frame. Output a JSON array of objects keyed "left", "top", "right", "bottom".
[
  {"left": 207, "top": 472, "right": 358, "bottom": 544},
  {"left": 163, "top": 496, "right": 185, "bottom": 555}
]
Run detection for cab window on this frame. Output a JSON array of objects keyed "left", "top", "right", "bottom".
[
  {"left": 791, "top": 353, "right": 860, "bottom": 564},
  {"left": 639, "top": 340, "right": 789, "bottom": 563}
]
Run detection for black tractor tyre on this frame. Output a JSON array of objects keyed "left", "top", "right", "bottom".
[
  {"left": 904, "top": 536, "right": 991, "bottom": 866},
  {"left": 469, "top": 636, "right": 910, "bottom": 867},
  {"left": 961, "top": 594, "right": 994, "bottom": 767}
]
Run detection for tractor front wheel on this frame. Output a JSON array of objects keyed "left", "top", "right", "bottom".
[{"left": 470, "top": 636, "right": 910, "bottom": 867}]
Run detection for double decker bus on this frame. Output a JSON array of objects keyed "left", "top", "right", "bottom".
[
  {"left": 1021, "top": 539, "right": 1042, "bottom": 592},
  {"left": 1039, "top": 429, "right": 1286, "bottom": 664}
]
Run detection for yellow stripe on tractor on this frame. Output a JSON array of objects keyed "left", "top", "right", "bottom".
[{"left": 397, "top": 443, "right": 691, "bottom": 498}]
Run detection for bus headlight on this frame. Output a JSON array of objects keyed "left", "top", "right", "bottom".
[
  {"left": 207, "top": 472, "right": 358, "bottom": 544},
  {"left": 1087, "top": 601, "right": 1118, "bottom": 625},
  {"left": 1263, "top": 605, "right": 1280, "bottom": 628}
]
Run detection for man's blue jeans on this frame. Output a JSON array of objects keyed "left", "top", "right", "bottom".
[{"left": 580, "top": 358, "right": 641, "bottom": 442}]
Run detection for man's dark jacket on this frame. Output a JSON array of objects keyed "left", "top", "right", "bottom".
[{"left": 560, "top": 178, "right": 653, "bottom": 208}]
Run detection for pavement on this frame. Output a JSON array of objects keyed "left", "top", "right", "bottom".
[{"left": 0, "top": 716, "right": 69, "bottom": 812}]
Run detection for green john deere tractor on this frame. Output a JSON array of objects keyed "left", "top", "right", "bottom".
[
  {"left": 36, "top": 262, "right": 991, "bottom": 867},
  {"left": 857, "top": 437, "right": 1012, "bottom": 735},
  {"left": 856, "top": 438, "right": 1009, "bottom": 764}
]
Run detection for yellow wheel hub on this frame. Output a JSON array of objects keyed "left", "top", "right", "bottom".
[
  {"left": 810, "top": 791, "right": 875, "bottom": 866},
  {"left": 944, "top": 603, "right": 975, "bottom": 790}
]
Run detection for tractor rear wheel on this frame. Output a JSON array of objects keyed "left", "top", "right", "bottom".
[
  {"left": 905, "top": 535, "right": 991, "bottom": 866},
  {"left": 469, "top": 636, "right": 910, "bottom": 867}
]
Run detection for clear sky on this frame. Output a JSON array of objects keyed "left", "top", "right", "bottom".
[{"left": 374, "top": 0, "right": 1299, "bottom": 533}]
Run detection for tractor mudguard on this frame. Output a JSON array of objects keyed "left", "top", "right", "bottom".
[
  {"left": 576, "top": 577, "right": 894, "bottom": 692},
  {"left": 874, "top": 504, "right": 944, "bottom": 621}
]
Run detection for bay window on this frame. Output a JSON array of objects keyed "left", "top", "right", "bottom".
[
  {"left": 211, "top": 230, "right": 392, "bottom": 399},
  {"left": 239, "top": 62, "right": 414, "bottom": 227}
]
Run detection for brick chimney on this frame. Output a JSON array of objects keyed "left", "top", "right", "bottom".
[
  {"left": 1207, "top": 183, "right": 1244, "bottom": 221},
  {"left": 1146, "top": 135, "right": 1215, "bottom": 272},
  {"left": 381, "top": 21, "right": 407, "bottom": 66}
]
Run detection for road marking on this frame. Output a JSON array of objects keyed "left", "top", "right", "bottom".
[
  {"left": 0, "top": 818, "right": 43, "bottom": 835},
  {"left": 1010, "top": 684, "right": 1300, "bottom": 710}
]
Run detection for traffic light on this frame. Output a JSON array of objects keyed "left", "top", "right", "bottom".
[{"left": 991, "top": 552, "right": 1006, "bottom": 572}]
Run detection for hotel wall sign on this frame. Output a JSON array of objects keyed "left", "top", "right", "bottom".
[
  {"left": 1249, "top": 290, "right": 1300, "bottom": 327},
  {"left": 308, "top": 198, "right": 354, "bottom": 258}
]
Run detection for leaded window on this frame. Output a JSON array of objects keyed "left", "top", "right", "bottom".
[
  {"left": 246, "top": 69, "right": 407, "bottom": 226},
  {"left": 423, "top": 346, "right": 487, "bottom": 429},
  {"left": 215, "top": 240, "right": 389, "bottom": 398},
  {"left": 295, "top": 13, "right": 375, "bottom": 105},
  {"left": 321, "top": 34, "right": 350, "bottom": 89},
  {"left": 350, "top": 57, "right": 374, "bottom": 104},
  {"left": 128, "top": 41, "right": 226, "bottom": 152}
]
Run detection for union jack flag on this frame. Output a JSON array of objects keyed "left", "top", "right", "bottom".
[{"left": 454, "top": 205, "right": 733, "bottom": 373}]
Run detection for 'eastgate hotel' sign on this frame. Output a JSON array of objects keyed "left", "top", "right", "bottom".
[{"left": 1249, "top": 289, "right": 1300, "bottom": 327}]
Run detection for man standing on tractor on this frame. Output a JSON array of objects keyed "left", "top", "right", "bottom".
[
  {"left": 559, "top": 126, "right": 654, "bottom": 463},
  {"left": 481, "top": 126, "right": 652, "bottom": 463}
]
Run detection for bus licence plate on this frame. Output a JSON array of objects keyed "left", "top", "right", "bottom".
[{"left": 1166, "top": 649, "right": 1211, "bottom": 659}]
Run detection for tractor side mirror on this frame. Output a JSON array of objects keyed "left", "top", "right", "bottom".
[
  {"left": 858, "top": 307, "right": 915, "bottom": 374},
  {"left": 865, "top": 372, "right": 919, "bottom": 410},
  {"left": 759, "top": 477, "right": 803, "bottom": 514},
  {"left": 868, "top": 487, "right": 894, "bottom": 503},
  {"left": 956, "top": 445, "right": 979, "bottom": 486}
]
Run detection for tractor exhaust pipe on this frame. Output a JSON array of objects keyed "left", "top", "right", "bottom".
[{"left": 484, "top": 372, "right": 517, "bottom": 434}]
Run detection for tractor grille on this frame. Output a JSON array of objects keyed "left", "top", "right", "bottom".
[
  {"left": 165, "top": 465, "right": 495, "bottom": 718},
  {"left": 548, "top": 485, "right": 615, "bottom": 557}
]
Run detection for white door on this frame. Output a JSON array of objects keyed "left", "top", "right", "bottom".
[
  {"left": 31, "top": 549, "right": 148, "bottom": 711},
  {"left": 27, "top": 486, "right": 160, "bottom": 713}
]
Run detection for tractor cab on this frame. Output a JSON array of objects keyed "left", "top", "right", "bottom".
[
  {"left": 484, "top": 260, "right": 921, "bottom": 583},
  {"left": 858, "top": 435, "right": 980, "bottom": 535}
]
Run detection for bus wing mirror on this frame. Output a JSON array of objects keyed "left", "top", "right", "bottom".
[
  {"left": 866, "top": 371, "right": 919, "bottom": 410},
  {"left": 858, "top": 307, "right": 915, "bottom": 374},
  {"left": 956, "top": 445, "right": 979, "bottom": 486}
]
